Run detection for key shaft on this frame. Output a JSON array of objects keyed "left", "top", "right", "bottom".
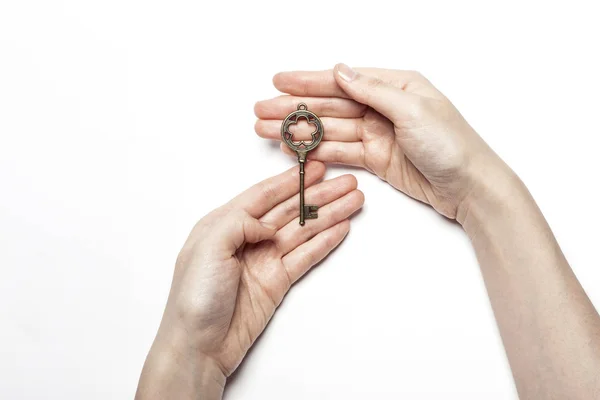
[{"left": 299, "top": 161, "right": 306, "bottom": 226}]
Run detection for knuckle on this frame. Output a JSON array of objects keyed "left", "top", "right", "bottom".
[
  {"left": 320, "top": 97, "right": 335, "bottom": 114},
  {"left": 302, "top": 250, "right": 315, "bottom": 268},
  {"left": 359, "top": 144, "right": 366, "bottom": 167},
  {"left": 332, "top": 146, "right": 346, "bottom": 163},
  {"left": 307, "top": 186, "right": 325, "bottom": 206},
  {"left": 258, "top": 181, "right": 278, "bottom": 202},
  {"left": 324, "top": 231, "right": 337, "bottom": 249},
  {"left": 366, "top": 76, "right": 385, "bottom": 90},
  {"left": 299, "top": 77, "right": 311, "bottom": 95},
  {"left": 284, "top": 198, "right": 297, "bottom": 217},
  {"left": 327, "top": 203, "right": 343, "bottom": 224}
]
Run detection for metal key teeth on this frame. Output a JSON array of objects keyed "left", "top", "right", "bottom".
[{"left": 304, "top": 205, "right": 319, "bottom": 219}]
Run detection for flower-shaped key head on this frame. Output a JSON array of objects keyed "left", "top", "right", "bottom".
[{"left": 281, "top": 103, "right": 324, "bottom": 161}]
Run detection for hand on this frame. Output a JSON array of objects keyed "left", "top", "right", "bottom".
[
  {"left": 136, "top": 162, "right": 364, "bottom": 399},
  {"left": 255, "top": 64, "right": 501, "bottom": 219}
]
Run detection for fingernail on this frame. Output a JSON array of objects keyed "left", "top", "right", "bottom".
[{"left": 336, "top": 63, "right": 357, "bottom": 82}]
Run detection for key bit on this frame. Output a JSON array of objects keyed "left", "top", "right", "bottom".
[{"left": 304, "top": 205, "right": 319, "bottom": 220}]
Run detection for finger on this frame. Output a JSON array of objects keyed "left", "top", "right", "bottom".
[
  {"left": 273, "top": 67, "right": 412, "bottom": 98},
  {"left": 230, "top": 161, "right": 325, "bottom": 218},
  {"left": 213, "top": 209, "right": 277, "bottom": 253},
  {"left": 273, "top": 70, "right": 347, "bottom": 98},
  {"left": 254, "top": 96, "right": 367, "bottom": 119},
  {"left": 282, "top": 219, "right": 350, "bottom": 284},
  {"left": 256, "top": 117, "right": 361, "bottom": 142},
  {"left": 275, "top": 189, "right": 364, "bottom": 255},
  {"left": 260, "top": 174, "right": 358, "bottom": 229},
  {"left": 333, "top": 63, "right": 417, "bottom": 124},
  {"left": 242, "top": 217, "right": 278, "bottom": 244},
  {"left": 280, "top": 141, "right": 366, "bottom": 168}
]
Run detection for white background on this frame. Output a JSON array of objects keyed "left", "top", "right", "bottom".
[{"left": 1, "top": 1, "right": 599, "bottom": 399}]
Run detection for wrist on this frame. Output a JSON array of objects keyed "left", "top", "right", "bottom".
[
  {"left": 456, "top": 152, "right": 530, "bottom": 235},
  {"left": 136, "top": 324, "right": 226, "bottom": 400}
]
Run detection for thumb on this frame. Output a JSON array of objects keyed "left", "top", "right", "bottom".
[
  {"left": 217, "top": 210, "right": 277, "bottom": 253},
  {"left": 242, "top": 216, "right": 277, "bottom": 244},
  {"left": 333, "top": 63, "right": 411, "bottom": 124}
]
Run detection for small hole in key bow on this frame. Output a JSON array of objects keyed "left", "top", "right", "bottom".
[{"left": 288, "top": 116, "right": 318, "bottom": 142}]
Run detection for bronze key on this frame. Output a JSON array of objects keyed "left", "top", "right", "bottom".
[{"left": 281, "top": 103, "right": 325, "bottom": 226}]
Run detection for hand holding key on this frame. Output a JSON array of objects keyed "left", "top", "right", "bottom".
[
  {"left": 256, "top": 64, "right": 503, "bottom": 220},
  {"left": 281, "top": 103, "right": 324, "bottom": 225},
  {"left": 136, "top": 163, "right": 364, "bottom": 399}
]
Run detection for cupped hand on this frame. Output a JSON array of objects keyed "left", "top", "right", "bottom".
[
  {"left": 255, "top": 64, "right": 500, "bottom": 219},
  {"left": 146, "top": 162, "right": 363, "bottom": 384}
]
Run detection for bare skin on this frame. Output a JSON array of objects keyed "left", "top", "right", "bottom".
[
  {"left": 136, "top": 64, "right": 600, "bottom": 399},
  {"left": 254, "top": 64, "right": 600, "bottom": 399},
  {"left": 135, "top": 162, "right": 364, "bottom": 400}
]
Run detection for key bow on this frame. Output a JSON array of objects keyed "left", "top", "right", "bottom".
[{"left": 281, "top": 103, "right": 324, "bottom": 161}]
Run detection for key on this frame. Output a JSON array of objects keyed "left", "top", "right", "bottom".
[{"left": 281, "top": 103, "right": 325, "bottom": 226}]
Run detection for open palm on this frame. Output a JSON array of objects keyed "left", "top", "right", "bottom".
[{"left": 163, "top": 162, "right": 364, "bottom": 376}]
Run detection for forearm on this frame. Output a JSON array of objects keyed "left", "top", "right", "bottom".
[
  {"left": 457, "top": 158, "right": 600, "bottom": 399},
  {"left": 135, "top": 324, "right": 226, "bottom": 400}
]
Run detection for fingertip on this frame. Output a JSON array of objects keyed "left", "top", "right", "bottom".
[
  {"left": 353, "top": 189, "right": 366, "bottom": 206},
  {"left": 334, "top": 63, "right": 358, "bottom": 84},
  {"left": 254, "top": 119, "right": 264, "bottom": 136},
  {"left": 339, "top": 218, "right": 351, "bottom": 233},
  {"left": 254, "top": 99, "right": 279, "bottom": 119},
  {"left": 332, "top": 63, "right": 342, "bottom": 79},
  {"left": 272, "top": 72, "right": 281, "bottom": 85},
  {"left": 342, "top": 174, "right": 359, "bottom": 189},
  {"left": 329, "top": 174, "right": 358, "bottom": 193},
  {"left": 272, "top": 72, "right": 287, "bottom": 90},
  {"left": 253, "top": 101, "right": 262, "bottom": 117},
  {"left": 254, "top": 119, "right": 276, "bottom": 139}
]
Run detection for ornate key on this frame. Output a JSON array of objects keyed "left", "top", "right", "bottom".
[{"left": 281, "top": 103, "right": 324, "bottom": 226}]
